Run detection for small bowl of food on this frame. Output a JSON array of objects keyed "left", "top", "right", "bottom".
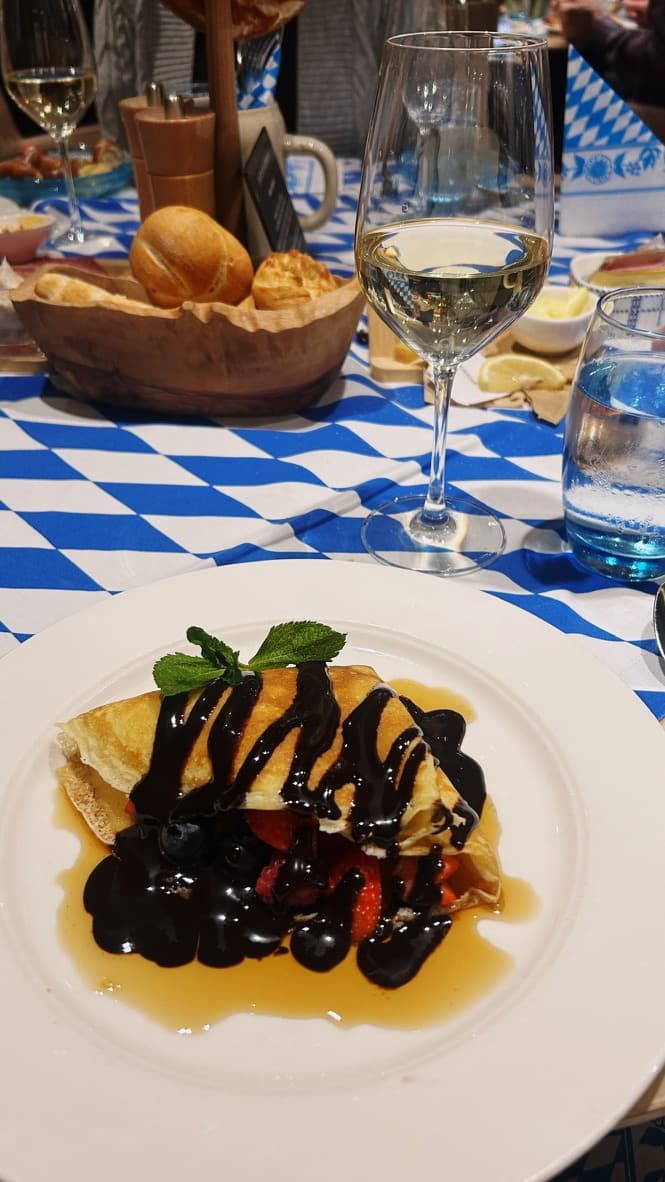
[
  {"left": 511, "top": 284, "right": 595, "bottom": 355},
  {"left": 0, "top": 139, "right": 132, "bottom": 204},
  {"left": 0, "top": 211, "right": 54, "bottom": 264},
  {"left": 570, "top": 247, "right": 665, "bottom": 296}
]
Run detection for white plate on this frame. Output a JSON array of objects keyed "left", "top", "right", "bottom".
[
  {"left": 569, "top": 250, "right": 616, "bottom": 295},
  {"left": 1, "top": 558, "right": 664, "bottom": 1182},
  {"left": 568, "top": 249, "right": 665, "bottom": 297}
]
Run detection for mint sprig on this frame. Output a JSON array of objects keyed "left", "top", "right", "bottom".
[{"left": 153, "top": 621, "right": 346, "bottom": 697}]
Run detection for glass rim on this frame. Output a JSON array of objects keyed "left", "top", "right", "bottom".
[
  {"left": 385, "top": 30, "right": 548, "bottom": 51},
  {"left": 596, "top": 285, "right": 665, "bottom": 340}
]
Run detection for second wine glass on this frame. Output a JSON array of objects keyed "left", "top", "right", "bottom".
[
  {"left": 0, "top": 0, "right": 101, "bottom": 248},
  {"left": 355, "top": 31, "right": 554, "bottom": 575}
]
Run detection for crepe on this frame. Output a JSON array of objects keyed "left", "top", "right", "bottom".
[{"left": 57, "top": 663, "right": 501, "bottom": 910}]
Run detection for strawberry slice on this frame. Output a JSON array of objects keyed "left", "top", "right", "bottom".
[
  {"left": 255, "top": 852, "right": 284, "bottom": 902},
  {"left": 395, "top": 856, "right": 417, "bottom": 901},
  {"left": 328, "top": 846, "right": 382, "bottom": 944},
  {"left": 436, "top": 856, "right": 459, "bottom": 908},
  {"left": 438, "top": 881, "right": 458, "bottom": 907},
  {"left": 245, "top": 809, "right": 306, "bottom": 851},
  {"left": 438, "top": 854, "right": 460, "bottom": 882},
  {"left": 396, "top": 853, "right": 460, "bottom": 910},
  {"left": 254, "top": 850, "right": 324, "bottom": 910}
]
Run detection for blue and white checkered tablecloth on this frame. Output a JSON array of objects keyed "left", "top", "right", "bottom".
[
  {"left": 1, "top": 159, "right": 665, "bottom": 1178},
  {"left": 3, "top": 159, "right": 664, "bottom": 727}
]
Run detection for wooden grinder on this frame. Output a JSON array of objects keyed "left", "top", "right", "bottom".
[{"left": 157, "top": 0, "right": 310, "bottom": 245}]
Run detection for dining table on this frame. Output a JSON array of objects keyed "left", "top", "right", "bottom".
[{"left": 1, "top": 153, "right": 664, "bottom": 1180}]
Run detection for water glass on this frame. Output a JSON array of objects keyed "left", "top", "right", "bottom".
[{"left": 562, "top": 286, "right": 665, "bottom": 581}]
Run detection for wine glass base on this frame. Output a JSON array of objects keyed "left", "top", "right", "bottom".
[
  {"left": 49, "top": 225, "right": 117, "bottom": 254},
  {"left": 361, "top": 493, "right": 506, "bottom": 576}
]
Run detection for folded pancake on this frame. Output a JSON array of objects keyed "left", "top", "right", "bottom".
[{"left": 57, "top": 662, "right": 501, "bottom": 911}]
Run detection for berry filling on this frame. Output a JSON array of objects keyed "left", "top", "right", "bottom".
[{"left": 84, "top": 807, "right": 460, "bottom": 986}]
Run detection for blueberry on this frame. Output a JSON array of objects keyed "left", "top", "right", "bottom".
[
  {"left": 159, "top": 821, "right": 210, "bottom": 867},
  {"left": 219, "top": 830, "right": 270, "bottom": 880}
]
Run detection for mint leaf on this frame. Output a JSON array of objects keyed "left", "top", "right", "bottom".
[
  {"left": 152, "top": 653, "right": 240, "bottom": 696},
  {"left": 153, "top": 626, "right": 242, "bottom": 696},
  {"left": 186, "top": 626, "right": 241, "bottom": 682},
  {"left": 152, "top": 619, "right": 347, "bottom": 697},
  {"left": 248, "top": 621, "right": 346, "bottom": 670}
]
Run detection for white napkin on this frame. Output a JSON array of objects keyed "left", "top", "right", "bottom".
[
  {"left": 559, "top": 46, "right": 665, "bottom": 236},
  {"left": 451, "top": 354, "right": 507, "bottom": 406}
]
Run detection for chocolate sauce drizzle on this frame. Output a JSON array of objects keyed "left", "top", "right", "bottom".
[{"left": 83, "top": 663, "right": 487, "bottom": 988}]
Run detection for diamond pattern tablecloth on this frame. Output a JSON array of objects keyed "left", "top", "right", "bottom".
[
  {"left": 3, "top": 159, "right": 664, "bottom": 729},
  {"left": 1, "top": 159, "right": 664, "bottom": 1179}
]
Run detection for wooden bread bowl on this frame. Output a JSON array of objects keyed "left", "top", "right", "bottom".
[
  {"left": 160, "top": 0, "right": 308, "bottom": 36},
  {"left": 11, "top": 263, "right": 365, "bottom": 416}
]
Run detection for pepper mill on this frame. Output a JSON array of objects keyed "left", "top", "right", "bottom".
[
  {"left": 118, "top": 83, "right": 164, "bottom": 221},
  {"left": 135, "top": 95, "right": 216, "bottom": 217}
]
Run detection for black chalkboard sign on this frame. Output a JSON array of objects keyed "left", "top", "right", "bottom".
[{"left": 243, "top": 127, "right": 308, "bottom": 254}]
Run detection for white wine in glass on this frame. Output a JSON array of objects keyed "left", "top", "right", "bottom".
[
  {"left": 0, "top": 0, "right": 101, "bottom": 247},
  {"left": 355, "top": 31, "right": 554, "bottom": 575}
]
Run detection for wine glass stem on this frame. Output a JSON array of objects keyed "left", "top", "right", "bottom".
[
  {"left": 56, "top": 136, "right": 84, "bottom": 244},
  {"left": 421, "top": 361, "right": 455, "bottom": 524}
]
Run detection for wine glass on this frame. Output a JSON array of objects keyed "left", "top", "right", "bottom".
[
  {"left": 355, "top": 31, "right": 554, "bottom": 575},
  {"left": 0, "top": 0, "right": 106, "bottom": 249}
]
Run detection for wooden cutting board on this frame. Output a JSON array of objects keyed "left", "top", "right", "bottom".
[
  {"left": 367, "top": 308, "right": 425, "bottom": 384},
  {"left": 367, "top": 306, "right": 581, "bottom": 424}
]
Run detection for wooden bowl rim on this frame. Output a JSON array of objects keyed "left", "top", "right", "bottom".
[{"left": 12, "top": 262, "right": 365, "bottom": 335}]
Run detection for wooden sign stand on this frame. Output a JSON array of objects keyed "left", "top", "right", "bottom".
[{"left": 204, "top": 0, "right": 246, "bottom": 241}]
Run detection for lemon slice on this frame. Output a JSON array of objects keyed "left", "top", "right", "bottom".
[
  {"left": 478, "top": 353, "right": 567, "bottom": 393},
  {"left": 394, "top": 339, "right": 423, "bottom": 365}
]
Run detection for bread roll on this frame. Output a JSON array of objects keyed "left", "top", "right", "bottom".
[
  {"left": 159, "top": 0, "right": 306, "bottom": 37},
  {"left": 129, "top": 206, "right": 253, "bottom": 309},
  {"left": 34, "top": 271, "right": 159, "bottom": 315},
  {"left": 251, "top": 249, "right": 338, "bottom": 310}
]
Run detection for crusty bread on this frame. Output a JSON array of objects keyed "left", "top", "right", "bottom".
[
  {"left": 130, "top": 206, "right": 253, "bottom": 309},
  {"left": 34, "top": 271, "right": 157, "bottom": 314},
  {"left": 159, "top": 0, "right": 306, "bottom": 38},
  {"left": 251, "top": 249, "right": 338, "bottom": 310}
]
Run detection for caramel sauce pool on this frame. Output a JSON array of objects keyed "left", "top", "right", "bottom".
[{"left": 56, "top": 679, "right": 538, "bottom": 1034}]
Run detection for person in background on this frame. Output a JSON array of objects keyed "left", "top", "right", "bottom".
[
  {"left": 94, "top": 0, "right": 196, "bottom": 145},
  {"left": 621, "top": 0, "right": 650, "bottom": 25},
  {"left": 280, "top": 0, "right": 451, "bottom": 158},
  {"left": 553, "top": 0, "right": 665, "bottom": 107},
  {"left": 283, "top": 0, "right": 393, "bottom": 158}
]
